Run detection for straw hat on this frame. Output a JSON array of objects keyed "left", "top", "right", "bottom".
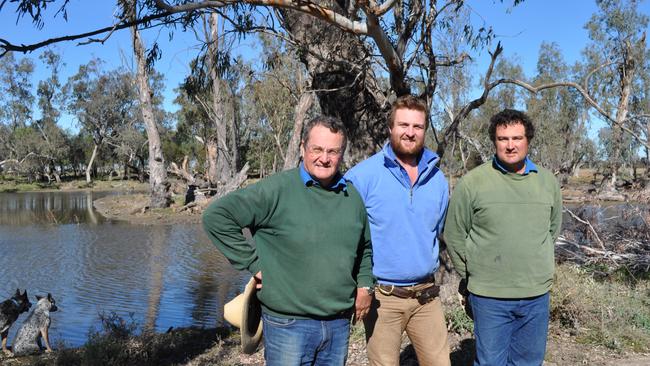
[{"left": 223, "top": 276, "right": 263, "bottom": 354}]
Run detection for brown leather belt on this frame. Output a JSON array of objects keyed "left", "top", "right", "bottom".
[
  {"left": 375, "top": 279, "right": 440, "bottom": 305},
  {"left": 376, "top": 283, "right": 433, "bottom": 299}
]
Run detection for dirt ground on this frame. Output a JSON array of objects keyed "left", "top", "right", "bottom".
[
  {"left": 215, "top": 330, "right": 650, "bottom": 366},
  {"left": 2, "top": 326, "right": 649, "bottom": 366}
]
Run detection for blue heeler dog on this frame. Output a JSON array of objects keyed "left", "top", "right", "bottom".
[
  {"left": 0, "top": 289, "right": 31, "bottom": 356},
  {"left": 12, "top": 293, "right": 58, "bottom": 356}
]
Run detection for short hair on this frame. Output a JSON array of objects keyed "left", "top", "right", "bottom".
[
  {"left": 389, "top": 95, "right": 429, "bottom": 129},
  {"left": 488, "top": 109, "right": 535, "bottom": 143},
  {"left": 301, "top": 115, "right": 348, "bottom": 151}
]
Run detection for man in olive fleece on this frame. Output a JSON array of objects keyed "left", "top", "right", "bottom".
[
  {"left": 202, "top": 115, "right": 373, "bottom": 366},
  {"left": 444, "top": 109, "right": 562, "bottom": 366}
]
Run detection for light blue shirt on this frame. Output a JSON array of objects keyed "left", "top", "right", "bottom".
[
  {"left": 345, "top": 143, "right": 449, "bottom": 286},
  {"left": 299, "top": 162, "right": 347, "bottom": 191}
]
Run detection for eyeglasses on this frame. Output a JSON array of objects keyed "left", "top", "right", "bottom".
[{"left": 306, "top": 145, "right": 343, "bottom": 158}]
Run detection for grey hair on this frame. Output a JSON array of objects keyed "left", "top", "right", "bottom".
[{"left": 301, "top": 115, "right": 348, "bottom": 151}]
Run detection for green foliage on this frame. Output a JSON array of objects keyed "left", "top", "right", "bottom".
[
  {"left": 551, "top": 264, "right": 650, "bottom": 353},
  {"left": 445, "top": 306, "right": 474, "bottom": 334},
  {"left": 0, "top": 52, "right": 35, "bottom": 129}
]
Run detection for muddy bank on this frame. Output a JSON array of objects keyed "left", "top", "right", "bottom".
[{"left": 93, "top": 194, "right": 202, "bottom": 225}]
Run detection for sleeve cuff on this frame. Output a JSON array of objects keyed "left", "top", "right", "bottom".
[
  {"left": 356, "top": 274, "right": 375, "bottom": 288},
  {"left": 248, "top": 260, "right": 261, "bottom": 275}
]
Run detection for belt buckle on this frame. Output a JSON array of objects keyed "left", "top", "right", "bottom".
[{"left": 377, "top": 284, "right": 394, "bottom": 296}]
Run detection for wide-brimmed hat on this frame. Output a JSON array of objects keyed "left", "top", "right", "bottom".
[{"left": 223, "top": 276, "right": 263, "bottom": 354}]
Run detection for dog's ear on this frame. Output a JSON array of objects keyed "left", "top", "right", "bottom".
[
  {"left": 15, "top": 288, "right": 21, "bottom": 296},
  {"left": 36, "top": 295, "right": 43, "bottom": 301},
  {"left": 47, "top": 293, "right": 53, "bottom": 301},
  {"left": 22, "top": 289, "right": 27, "bottom": 297}
]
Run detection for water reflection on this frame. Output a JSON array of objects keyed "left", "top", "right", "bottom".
[
  {"left": 0, "top": 191, "right": 247, "bottom": 347},
  {"left": 0, "top": 191, "right": 113, "bottom": 225}
]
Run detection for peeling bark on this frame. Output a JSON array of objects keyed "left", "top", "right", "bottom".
[{"left": 130, "top": 5, "right": 171, "bottom": 208}]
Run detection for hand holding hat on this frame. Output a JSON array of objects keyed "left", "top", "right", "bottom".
[{"left": 223, "top": 276, "right": 263, "bottom": 354}]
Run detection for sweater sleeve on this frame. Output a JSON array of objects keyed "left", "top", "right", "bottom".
[
  {"left": 355, "top": 215, "right": 374, "bottom": 288},
  {"left": 443, "top": 180, "right": 472, "bottom": 279},
  {"left": 549, "top": 177, "right": 563, "bottom": 242},
  {"left": 202, "top": 182, "right": 273, "bottom": 275}
]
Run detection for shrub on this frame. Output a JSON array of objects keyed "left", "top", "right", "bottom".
[{"left": 54, "top": 312, "right": 227, "bottom": 366}]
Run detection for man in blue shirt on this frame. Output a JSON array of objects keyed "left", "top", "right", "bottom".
[{"left": 345, "top": 95, "right": 450, "bottom": 365}]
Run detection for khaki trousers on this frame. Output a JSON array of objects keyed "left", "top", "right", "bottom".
[{"left": 364, "top": 286, "right": 450, "bottom": 366}]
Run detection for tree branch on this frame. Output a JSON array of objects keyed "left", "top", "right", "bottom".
[
  {"left": 1, "top": 0, "right": 373, "bottom": 57},
  {"left": 0, "top": 10, "right": 177, "bottom": 57},
  {"left": 494, "top": 78, "right": 649, "bottom": 150},
  {"left": 437, "top": 41, "right": 503, "bottom": 158}
]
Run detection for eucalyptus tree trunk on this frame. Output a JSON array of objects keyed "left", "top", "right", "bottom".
[
  {"left": 606, "top": 40, "right": 636, "bottom": 192},
  {"left": 205, "top": 138, "right": 219, "bottom": 186},
  {"left": 283, "top": 91, "right": 313, "bottom": 170},
  {"left": 229, "top": 95, "right": 239, "bottom": 173},
  {"left": 280, "top": 6, "right": 389, "bottom": 163},
  {"left": 207, "top": 13, "right": 232, "bottom": 186},
  {"left": 85, "top": 143, "right": 98, "bottom": 184},
  {"left": 130, "top": 12, "right": 171, "bottom": 208}
]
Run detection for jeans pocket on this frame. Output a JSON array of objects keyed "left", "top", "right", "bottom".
[{"left": 263, "top": 313, "right": 297, "bottom": 327}]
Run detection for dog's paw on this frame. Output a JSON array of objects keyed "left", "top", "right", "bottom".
[
  {"left": 45, "top": 348, "right": 53, "bottom": 354},
  {"left": 2, "top": 349, "right": 14, "bottom": 357}
]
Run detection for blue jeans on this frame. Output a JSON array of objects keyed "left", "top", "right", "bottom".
[
  {"left": 262, "top": 312, "right": 351, "bottom": 366},
  {"left": 469, "top": 292, "right": 550, "bottom": 366}
]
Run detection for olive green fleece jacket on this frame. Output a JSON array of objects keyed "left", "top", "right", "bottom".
[
  {"left": 202, "top": 168, "right": 373, "bottom": 318},
  {"left": 443, "top": 161, "right": 562, "bottom": 299}
]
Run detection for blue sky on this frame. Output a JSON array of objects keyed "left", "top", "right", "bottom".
[
  {"left": 1, "top": 0, "right": 649, "bottom": 131},
  {"left": 468, "top": 0, "right": 605, "bottom": 75}
]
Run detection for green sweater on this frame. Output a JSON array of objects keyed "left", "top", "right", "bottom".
[
  {"left": 202, "top": 168, "right": 373, "bottom": 318},
  {"left": 444, "top": 161, "right": 562, "bottom": 298}
]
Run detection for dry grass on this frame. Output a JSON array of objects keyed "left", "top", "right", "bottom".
[{"left": 551, "top": 263, "right": 650, "bottom": 353}]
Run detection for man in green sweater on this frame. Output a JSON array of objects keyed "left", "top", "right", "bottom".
[
  {"left": 203, "top": 115, "right": 373, "bottom": 366},
  {"left": 444, "top": 109, "right": 562, "bottom": 366}
]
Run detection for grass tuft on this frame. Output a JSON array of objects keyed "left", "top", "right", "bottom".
[{"left": 446, "top": 305, "right": 474, "bottom": 334}]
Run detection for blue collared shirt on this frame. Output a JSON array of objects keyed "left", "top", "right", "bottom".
[
  {"left": 299, "top": 162, "right": 347, "bottom": 191},
  {"left": 493, "top": 155, "right": 538, "bottom": 175},
  {"left": 345, "top": 143, "right": 449, "bottom": 286}
]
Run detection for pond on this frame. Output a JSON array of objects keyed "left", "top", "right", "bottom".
[{"left": 0, "top": 190, "right": 247, "bottom": 348}]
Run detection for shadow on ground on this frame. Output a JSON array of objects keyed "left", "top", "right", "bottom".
[
  {"left": 450, "top": 338, "right": 475, "bottom": 366},
  {"left": 397, "top": 338, "right": 474, "bottom": 366}
]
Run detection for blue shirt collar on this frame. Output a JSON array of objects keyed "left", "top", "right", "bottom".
[
  {"left": 299, "top": 162, "right": 347, "bottom": 190},
  {"left": 384, "top": 143, "right": 435, "bottom": 173},
  {"left": 493, "top": 155, "right": 538, "bottom": 175}
]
